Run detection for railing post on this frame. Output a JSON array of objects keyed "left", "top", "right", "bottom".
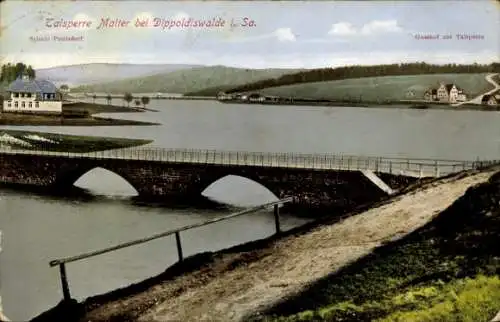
[
  {"left": 273, "top": 204, "right": 281, "bottom": 235},
  {"left": 389, "top": 161, "right": 393, "bottom": 174},
  {"left": 419, "top": 163, "right": 423, "bottom": 177},
  {"left": 434, "top": 160, "right": 439, "bottom": 177},
  {"left": 175, "top": 232, "right": 183, "bottom": 262},
  {"left": 59, "top": 263, "right": 71, "bottom": 302}
]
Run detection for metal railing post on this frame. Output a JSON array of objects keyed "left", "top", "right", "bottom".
[
  {"left": 59, "top": 263, "right": 71, "bottom": 301},
  {"left": 274, "top": 204, "right": 281, "bottom": 234},
  {"left": 175, "top": 232, "right": 183, "bottom": 262}
]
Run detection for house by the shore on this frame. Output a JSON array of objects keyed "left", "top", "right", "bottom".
[
  {"left": 1, "top": 75, "right": 62, "bottom": 114},
  {"left": 481, "top": 94, "right": 498, "bottom": 106},
  {"left": 424, "top": 83, "right": 467, "bottom": 103},
  {"left": 217, "top": 91, "right": 233, "bottom": 100},
  {"left": 247, "top": 93, "right": 265, "bottom": 102}
]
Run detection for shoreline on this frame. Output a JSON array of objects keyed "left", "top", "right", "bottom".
[
  {"left": 0, "top": 102, "right": 160, "bottom": 126},
  {"left": 0, "top": 114, "right": 160, "bottom": 126},
  {"left": 215, "top": 99, "right": 500, "bottom": 111},
  {"left": 62, "top": 101, "right": 160, "bottom": 113}
]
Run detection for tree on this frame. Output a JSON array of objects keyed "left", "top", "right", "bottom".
[
  {"left": 106, "top": 94, "right": 112, "bottom": 105},
  {"left": 0, "top": 62, "right": 36, "bottom": 83},
  {"left": 134, "top": 99, "right": 141, "bottom": 107},
  {"left": 123, "top": 92, "right": 133, "bottom": 107},
  {"left": 60, "top": 84, "right": 69, "bottom": 91},
  {"left": 26, "top": 65, "right": 35, "bottom": 79},
  {"left": 141, "top": 96, "right": 150, "bottom": 109}
]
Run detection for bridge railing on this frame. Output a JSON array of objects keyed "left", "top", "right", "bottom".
[
  {"left": 48, "top": 198, "right": 293, "bottom": 303},
  {"left": 1, "top": 146, "right": 498, "bottom": 177}
]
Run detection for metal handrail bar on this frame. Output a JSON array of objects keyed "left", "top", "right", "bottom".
[
  {"left": 49, "top": 197, "right": 292, "bottom": 267},
  {"left": 48, "top": 198, "right": 293, "bottom": 302}
]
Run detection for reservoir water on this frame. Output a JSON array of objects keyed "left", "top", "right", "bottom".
[{"left": 1, "top": 99, "right": 499, "bottom": 320}]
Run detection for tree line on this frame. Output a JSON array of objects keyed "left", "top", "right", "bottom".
[
  {"left": 0, "top": 62, "right": 36, "bottom": 83},
  {"left": 185, "top": 62, "right": 500, "bottom": 96}
]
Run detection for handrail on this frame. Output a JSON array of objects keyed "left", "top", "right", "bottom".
[
  {"left": 49, "top": 197, "right": 292, "bottom": 267},
  {"left": 48, "top": 197, "right": 293, "bottom": 302},
  {"left": 1, "top": 146, "right": 496, "bottom": 177},
  {"left": 0, "top": 146, "right": 484, "bottom": 163},
  {"left": 1, "top": 147, "right": 498, "bottom": 179}
]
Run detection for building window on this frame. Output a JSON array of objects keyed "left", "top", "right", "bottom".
[
  {"left": 27, "top": 93, "right": 32, "bottom": 98},
  {"left": 29, "top": 102, "right": 32, "bottom": 108},
  {"left": 14, "top": 93, "right": 19, "bottom": 98},
  {"left": 7, "top": 102, "right": 11, "bottom": 107},
  {"left": 35, "top": 101, "right": 39, "bottom": 108},
  {"left": 21, "top": 93, "right": 25, "bottom": 98},
  {"left": 14, "top": 101, "right": 18, "bottom": 108},
  {"left": 21, "top": 101, "right": 25, "bottom": 108}
]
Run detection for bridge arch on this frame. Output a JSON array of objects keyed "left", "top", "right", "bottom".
[
  {"left": 53, "top": 165, "right": 140, "bottom": 196},
  {"left": 197, "top": 173, "right": 283, "bottom": 207}
]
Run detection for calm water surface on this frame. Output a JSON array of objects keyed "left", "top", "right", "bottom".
[{"left": 1, "top": 100, "right": 499, "bottom": 320}]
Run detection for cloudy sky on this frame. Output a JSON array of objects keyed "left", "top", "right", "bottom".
[{"left": 0, "top": 0, "right": 499, "bottom": 69}]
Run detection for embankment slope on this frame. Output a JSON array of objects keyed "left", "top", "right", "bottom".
[{"left": 75, "top": 166, "right": 499, "bottom": 322}]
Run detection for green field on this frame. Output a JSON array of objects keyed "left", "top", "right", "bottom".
[
  {"left": 0, "top": 129, "right": 153, "bottom": 153},
  {"left": 72, "top": 66, "right": 302, "bottom": 94},
  {"left": 256, "top": 171, "right": 500, "bottom": 322},
  {"left": 257, "top": 73, "right": 492, "bottom": 102}
]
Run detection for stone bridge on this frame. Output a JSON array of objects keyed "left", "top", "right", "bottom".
[{"left": 0, "top": 147, "right": 494, "bottom": 215}]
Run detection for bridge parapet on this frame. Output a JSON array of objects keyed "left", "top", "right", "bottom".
[{"left": 1, "top": 147, "right": 498, "bottom": 178}]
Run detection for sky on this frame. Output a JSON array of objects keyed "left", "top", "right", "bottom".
[{"left": 0, "top": 0, "right": 499, "bottom": 69}]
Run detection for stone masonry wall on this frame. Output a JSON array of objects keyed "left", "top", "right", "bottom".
[{"left": 0, "top": 154, "right": 406, "bottom": 215}]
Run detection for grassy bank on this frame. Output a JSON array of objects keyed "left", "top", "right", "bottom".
[
  {"left": 255, "top": 171, "right": 500, "bottom": 322},
  {"left": 0, "top": 129, "right": 153, "bottom": 153},
  {"left": 0, "top": 113, "right": 159, "bottom": 126},
  {"left": 62, "top": 101, "right": 151, "bottom": 114}
]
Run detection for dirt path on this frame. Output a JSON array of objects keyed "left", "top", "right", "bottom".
[
  {"left": 453, "top": 73, "right": 499, "bottom": 106},
  {"left": 83, "top": 169, "right": 498, "bottom": 322}
]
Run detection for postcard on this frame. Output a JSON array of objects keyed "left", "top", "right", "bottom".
[{"left": 0, "top": 1, "right": 499, "bottom": 321}]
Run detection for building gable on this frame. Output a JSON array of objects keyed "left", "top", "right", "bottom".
[{"left": 445, "top": 84, "right": 455, "bottom": 93}]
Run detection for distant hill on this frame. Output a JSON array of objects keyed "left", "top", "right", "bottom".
[
  {"left": 257, "top": 73, "right": 493, "bottom": 102},
  {"left": 35, "top": 63, "right": 202, "bottom": 87},
  {"left": 213, "top": 62, "right": 500, "bottom": 96},
  {"left": 71, "top": 66, "right": 303, "bottom": 94}
]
